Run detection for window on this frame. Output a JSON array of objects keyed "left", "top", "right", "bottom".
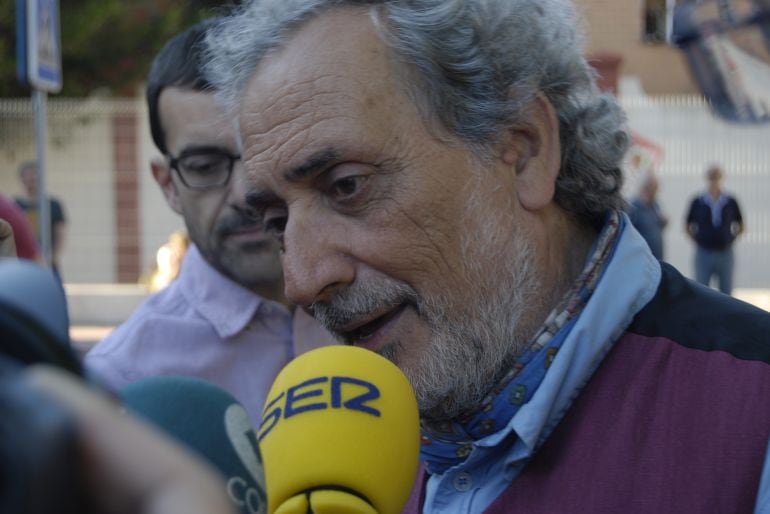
[{"left": 644, "top": 0, "right": 676, "bottom": 43}]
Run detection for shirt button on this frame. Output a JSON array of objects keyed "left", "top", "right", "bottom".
[{"left": 452, "top": 472, "right": 473, "bottom": 492}]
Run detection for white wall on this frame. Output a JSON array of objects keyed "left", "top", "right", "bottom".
[
  {"left": 136, "top": 98, "right": 185, "bottom": 280},
  {"left": 620, "top": 81, "right": 770, "bottom": 288}
]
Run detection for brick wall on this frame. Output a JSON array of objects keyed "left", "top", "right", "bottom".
[
  {"left": 112, "top": 112, "right": 140, "bottom": 282},
  {"left": 576, "top": 0, "right": 698, "bottom": 94}
]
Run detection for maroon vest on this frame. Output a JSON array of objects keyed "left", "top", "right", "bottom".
[{"left": 404, "top": 333, "right": 770, "bottom": 513}]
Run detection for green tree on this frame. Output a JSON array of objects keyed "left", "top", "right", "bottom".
[{"left": 0, "top": 0, "right": 239, "bottom": 97}]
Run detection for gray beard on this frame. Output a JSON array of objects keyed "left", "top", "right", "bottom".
[
  {"left": 312, "top": 226, "right": 543, "bottom": 423},
  {"left": 398, "top": 235, "right": 540, "bottom": 421},
  {"left": 408, "top": 170, "right": 545, "bottom": 421},
  {"left": 313, "top": 164, "right": 552, "bottom": 421}
]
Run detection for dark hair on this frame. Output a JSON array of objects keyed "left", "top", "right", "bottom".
[{"left": 146, "top": 19, "right": 221, "bottom": 155}]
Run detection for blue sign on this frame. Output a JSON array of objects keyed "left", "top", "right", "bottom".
[{"left": 17, "top": 0, "right": 62, "bottom": 92}]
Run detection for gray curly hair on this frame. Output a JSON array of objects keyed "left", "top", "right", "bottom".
[{"left": 204, "top": 0, "right": 628, "bottom": 226}]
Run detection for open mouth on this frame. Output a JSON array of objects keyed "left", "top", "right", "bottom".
[{"left": 341, "top": 304, "right": 407, "bottom": 344}]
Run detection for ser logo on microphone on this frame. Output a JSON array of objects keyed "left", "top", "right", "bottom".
[{"left": 258, "top": 376, "right": 380, "bottom": 441}]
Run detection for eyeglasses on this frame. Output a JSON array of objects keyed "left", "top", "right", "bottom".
[{"left": 168, "top": 149, "right": 241, "bottom": 190}]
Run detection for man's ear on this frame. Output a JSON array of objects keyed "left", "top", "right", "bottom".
[
  {"left": 151, "top": 157, "right": 182, "bottom": 214},
  {"left": 500, "top": 95, "right": 561, "bottom": 212}
]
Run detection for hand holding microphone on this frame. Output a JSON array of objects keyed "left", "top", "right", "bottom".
[
  {"left": 20, "top": 365, "right": 237, "bottom": 514},
  {"left": 258, "top": 345, "right": 420, "bottom": 514},
  {"left": 5, "top": 367, "right": 259, "bottom": 514},
  {"left": 3, "top": 298, "right": 419, "bottom": 514},
  {"left": 0, "top": 259, "right": 255, "bottom": 514}
]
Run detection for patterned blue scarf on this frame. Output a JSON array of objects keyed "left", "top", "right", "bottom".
[{"left": 419, "top": 212, "right": 624, "bottom": 474}]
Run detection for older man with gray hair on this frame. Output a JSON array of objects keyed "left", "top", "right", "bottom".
[{"left": 206, "top": 0, "right": 770, "bottom": 512}]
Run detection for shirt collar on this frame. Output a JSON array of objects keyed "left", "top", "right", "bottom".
[
  {"left": 176, "top": 244, "right": 277, "bottom": 339},
  {"left": 504, "top": 211, "right": 660, "bottom": 459},
  {"left": 701, "top": 193, "right": 729, "bottom": 225},
  {"left": 420, "top": 212, "right": 625, "bottom": 474},
  {"left": 422, "top": 212, "right": 661, "bottom": 475}
]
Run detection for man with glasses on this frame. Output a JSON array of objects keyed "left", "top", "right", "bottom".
[{"left": 85, "top": 19, "right": 334, "bottom": 426}]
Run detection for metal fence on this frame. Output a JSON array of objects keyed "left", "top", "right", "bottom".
[
  {"left": 0, "top": 97, "right": 181, "bottom": 284},
  {"left": 621, "top": 94, "right": 770, "bottom": 288},
  {"left": 2, "top": 94, "right": 770, "bottom": 287}
]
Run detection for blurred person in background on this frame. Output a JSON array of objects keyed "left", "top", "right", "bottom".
[
  {"left": 85, "top": 19, "right": 335, "bottom": 427},
  {"left": 0, "top": 193, "right": 39, "bottom": 261},
  {"left": 0, "top": 219, "right": 17, "bottom": 258},
  {"left": 14, "top": 161, "right": 67, "bottom": 279},
  {"left": 627, "top": 169, "right": 668, "bottom": 260},
  {"left": 686, "top": 163, "right": 744, "bottom": 295}
]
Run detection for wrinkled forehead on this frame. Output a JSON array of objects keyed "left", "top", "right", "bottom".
[{"left": 236, "top": 8, "right": 412, "bottom": 185}]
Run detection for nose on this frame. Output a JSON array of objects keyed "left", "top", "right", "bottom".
[
  {"left": 229, "top": 163, "right": 259, "bottom": 217},
  {"left": 281, "top": 206, "right": 355, "bottom": 307}
]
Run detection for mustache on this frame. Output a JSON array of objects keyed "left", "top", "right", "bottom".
[
  {"left": 312, "top": 278, "right": 421, "bottom": 333},
  {"left": 216, "top": 208, "right": 263, "bottom": 236}
]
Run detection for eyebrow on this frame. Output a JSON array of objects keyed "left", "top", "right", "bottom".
[
  {"left": 176, "top": 145, "right": 237, "bottom": 158},
  {"left": 243, "top": 148, "right": 343, "bottom": 211},
  {"left": 286, "top": 148, "right": 339, "bottom": 182}
]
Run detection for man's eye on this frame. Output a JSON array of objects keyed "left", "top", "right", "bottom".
[
  {"left": 263, "top": 207, "right": 288, "bottom": 235},
  {"left": 183, "top": 155, "right": 223, "bottom": 174},
  {"left": 329, "top": 175, "right": 366, "bottom": 201}
]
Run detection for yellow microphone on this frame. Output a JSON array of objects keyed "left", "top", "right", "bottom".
[{"left": 258, "top": 345, "right": 420, "bottom": 514}]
